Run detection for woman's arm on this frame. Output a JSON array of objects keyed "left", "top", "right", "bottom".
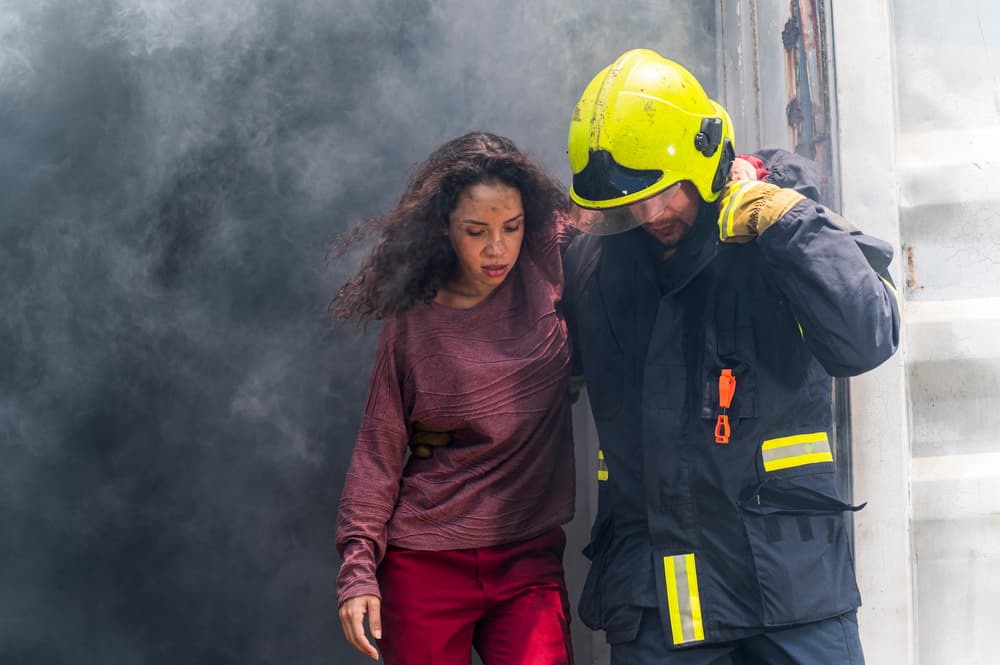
[{"left": 335, "top": 320, "right": 409, "bottom": 657}]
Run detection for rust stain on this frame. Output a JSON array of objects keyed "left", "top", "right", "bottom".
[
  {"left": 783, "top": 1, "right": 831, "bottom": 181},
  {"left": 786, "top": 96, "right": 803, "bottom": 129},
  {"left": 782, "top": 16, "right": 800, "bottom": 53},
  {"left": 905, "top": 244, "right": 923, "bottom": 292}
]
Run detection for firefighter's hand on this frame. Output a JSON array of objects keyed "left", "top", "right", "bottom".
[
  {"left": 717, "top": 180, "right": 805, "bottom": 243},
  {"left": 410, "top": 422, "right": 452, "bottom": 459},
  {"left": 339, "top": 594, "right": 382, "bottom": 660}
]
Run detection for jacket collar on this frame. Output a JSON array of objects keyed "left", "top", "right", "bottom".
[{"left": 591, "top": 205, "right": 716, "bottom": 356}]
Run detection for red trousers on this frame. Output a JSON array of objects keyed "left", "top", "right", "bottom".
[{"left": 376, "top": 527, "right": 574, "bottom": 665}]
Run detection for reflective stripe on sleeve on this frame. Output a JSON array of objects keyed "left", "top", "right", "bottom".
[
  {"left": 719, "top": 182, "right": 749, "bottom": 241},
  {"left": 762, "top": 432, "right": 833, "bottom": 472},
  {"left": 597, "top": 449, "right": 608, "bottom": 481},
  {"left": 880, "top": 274, "right": 901, "bottom": 310},
  {"left": 663, "top": 553, "right": 705, "bottom": 645}
]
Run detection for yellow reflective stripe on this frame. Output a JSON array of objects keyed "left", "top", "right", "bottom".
[
  {"left": 685, "top": 555, "right": 705, "bottom": 642},
  {"left": 762, "top": 432, "right": 833, "bottom": 472},
  {"left": 765, "top": 452, "right": 833, "bottom": 471},
  {"left": 880, "top": 274, "right": 901, "bottom": 309},
  {"left": 720, "top": 182, "right": 749, "bottom": 241},
  {"left": 597, "top": 449, "right": 608, "bottom": 481},
  {"left": 663, "top": 553, "right": 706, "bottom": 645},
  {"left": 663, "top": 556, "right": 684, "bottom": 645}
]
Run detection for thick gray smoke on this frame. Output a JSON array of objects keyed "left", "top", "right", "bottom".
[{"left": 0, "top": 2, "right": 714, "bottom": 663}]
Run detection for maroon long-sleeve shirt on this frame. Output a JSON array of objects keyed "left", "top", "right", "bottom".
[{"left": 335, "top": 221, "right": 576, "bottom": 604}]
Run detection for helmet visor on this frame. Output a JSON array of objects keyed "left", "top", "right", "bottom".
[
  {"left": 572, "top": 149, "right": 664, "bottom": 206},
  {"left": 569, "top": 182, "right": 684, "bottom": 235}
]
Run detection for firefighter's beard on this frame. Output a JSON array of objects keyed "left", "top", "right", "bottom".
[{"left": 641, "top": 215, "right": 695, "bottom": 249}]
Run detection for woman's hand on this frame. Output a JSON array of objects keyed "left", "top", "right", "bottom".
[{"left": 339, "top": 594, "right": 382, "bottom": 660}]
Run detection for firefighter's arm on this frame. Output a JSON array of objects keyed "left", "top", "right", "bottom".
[
  {"left": 563, "top": 286, "right": 586, "bottom": 405},
  {"left": 561, "top": 237, "right": 586, "bottom": 403},
  {"left": 718, "top": 180, "right": 900, "bottom": 376}
]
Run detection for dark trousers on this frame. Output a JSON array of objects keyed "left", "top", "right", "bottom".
[{"left": 611, "top": 608, "right": 865, "bottom": 665}]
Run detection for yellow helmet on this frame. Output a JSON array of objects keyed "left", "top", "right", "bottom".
[{"left": 568, "top": 49, "right": 735, "bottom": 212}]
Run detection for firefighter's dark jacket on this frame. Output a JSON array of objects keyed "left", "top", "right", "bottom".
[{"left": 562, "top": 150, "right": 900, "bottom": 648}]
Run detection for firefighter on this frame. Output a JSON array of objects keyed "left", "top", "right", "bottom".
[{"left": 563, "top": 48, "right": 900, "bottom": 664}]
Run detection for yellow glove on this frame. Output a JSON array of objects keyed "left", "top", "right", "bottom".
[
  {"left": 409, "top": 422, "right": 452, "bottom": 459},
  {"left": 717, "top": 180, "right": 806, "bottom": 243}
]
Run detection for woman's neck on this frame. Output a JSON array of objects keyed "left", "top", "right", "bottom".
[{"left": 433, "top": 277, "right": 497, "bottom": 310}]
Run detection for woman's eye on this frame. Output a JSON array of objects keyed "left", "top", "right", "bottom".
[
  {"left": 504, "top": 225, "right": 522, "bottom": 234},
  {"left": 467, "top": 230, "right": 485, "bottom": 237}
]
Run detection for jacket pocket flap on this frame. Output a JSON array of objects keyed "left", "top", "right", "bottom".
[{"left": 742, "top": 477, "right": 865, "bottom": 516}]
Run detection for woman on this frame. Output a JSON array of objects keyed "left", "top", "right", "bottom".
[{"left": 333, "top": 132, "right": 576, "bottom": 664}]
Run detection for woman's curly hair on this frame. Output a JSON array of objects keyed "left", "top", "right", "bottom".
[{"left": 332, "top": 131, "right": 568, "bottom": 323}]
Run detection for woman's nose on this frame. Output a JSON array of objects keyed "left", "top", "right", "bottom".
[{"left": 484, "top": 235, "right": 505, "bottom": 255}]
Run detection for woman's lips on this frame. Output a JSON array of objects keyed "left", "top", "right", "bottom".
[{"left": 481, "top": 264, "right": 508, "bottom": 278}]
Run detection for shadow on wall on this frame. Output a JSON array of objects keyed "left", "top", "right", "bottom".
[{"left": 0, "top": 1, "right": 715, "bottom": 663}]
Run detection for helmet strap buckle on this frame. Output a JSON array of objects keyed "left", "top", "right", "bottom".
[{"left": 694, "top": 117, "right": 724, "bottom": 157}]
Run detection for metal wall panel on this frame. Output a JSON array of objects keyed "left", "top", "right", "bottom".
[
  {"left": 831, "top": 1, "right": 1000, "bottom": 664},
  {"left": 893, "top": 3, "right": 1000, "bottom": 664}
]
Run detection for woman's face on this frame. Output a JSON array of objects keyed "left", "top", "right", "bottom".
[{"left": 446, "top": 181, "right": 524, "bottom": 299}]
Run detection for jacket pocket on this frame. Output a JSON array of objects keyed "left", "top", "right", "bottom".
[
  {"left": 739, "top": 472, "right": 863, "bottom": 626},
  {"left": 579, "top": 515, "right": 612, "bottom": 630},
  {"left": 578, "top": 515, "right": 644, "bottom": 643}
]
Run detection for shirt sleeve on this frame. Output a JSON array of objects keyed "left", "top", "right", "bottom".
[
  {"left": 737, "top": 153, "right": 771, "bottom": 181},
  {"left": 527, "top": 211, "right": 578, "bottom": 288},
  {"left": 335, "top": 319, "right": 410, "bottom": 604}
]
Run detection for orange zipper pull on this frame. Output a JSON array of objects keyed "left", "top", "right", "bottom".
[
  {"left": 714, "top": 414, "right": 731, "bottom": 443},
  {"left": 715, "top": 369, "right": 736, "bottom": 444},
  {"left": 719, "top": 369, "right": 736, "bottom": 409}
]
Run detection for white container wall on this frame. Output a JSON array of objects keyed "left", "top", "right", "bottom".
[
  {"left": 832, "top": 2, "right": 1000, "bottom": 664},
  {"left": 892, "top": 3, "right": 1000, "bottom": 664},
  {"left": 719, "top": 2, "right": 1000, "bottom": 664}
]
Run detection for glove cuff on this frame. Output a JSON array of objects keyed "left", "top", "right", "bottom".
[{"left": 754, "top": 187, "right": 806, "bottom": 235}]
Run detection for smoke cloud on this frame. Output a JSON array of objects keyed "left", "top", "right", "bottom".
[{"left": 0, "top": 1, "right": 714, "bottom": 663}]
